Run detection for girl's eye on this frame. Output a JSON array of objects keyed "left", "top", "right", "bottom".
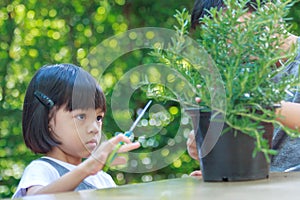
[
  {"left": 76, "top": 114, "right": 86, "bottom": 120},
  {"left": 96, "top": 115, "right": 103, "bottom": 122}
]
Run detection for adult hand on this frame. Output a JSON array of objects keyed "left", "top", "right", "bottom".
[
  {"left": 187, "top": 130, "right": 199, "bottom": 161},
  {"left": 187, "top": 130, "right": 202, "bottom": 178}
]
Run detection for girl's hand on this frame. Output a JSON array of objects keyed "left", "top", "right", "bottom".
[
  {"left": 81, "top": 134, "right": 140, "bottom": 175},
  {"left": 187, "top": 130, "right": 199, "bottom": 161},
  {"left": 107, "top": 136, "right": 141, "bottom": 167}
]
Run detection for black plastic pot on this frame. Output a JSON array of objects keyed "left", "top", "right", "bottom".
[{"left": 186, "top": 108, "right": 273, "bottom": 182}]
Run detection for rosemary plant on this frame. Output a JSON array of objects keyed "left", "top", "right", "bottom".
[{"left": 149, "top": 0, "right": 300, "bottom": 160}]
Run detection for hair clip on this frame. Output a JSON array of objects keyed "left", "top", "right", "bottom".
[{"left": 34, "top": 91, "right": 54, "bottom": 109}]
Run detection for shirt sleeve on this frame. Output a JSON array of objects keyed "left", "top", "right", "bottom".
[{"left": 12, "top": 160, "right": 60, "bottom": 198}]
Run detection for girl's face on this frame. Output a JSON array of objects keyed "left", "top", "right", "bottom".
[{"left": 48, "top": 105, "right": 104, "bottom": 162}]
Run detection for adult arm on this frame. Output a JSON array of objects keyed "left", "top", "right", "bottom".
[{"left": 276, "top": 101, "right": 300, "bottom": 130}]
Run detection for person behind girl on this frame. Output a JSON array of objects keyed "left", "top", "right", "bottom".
[
  {"left": 12, "top": 63, "right": 140, "bottom": 198},
  {"left": 187, "top": 0, "right": 300, "bottom": 175}
]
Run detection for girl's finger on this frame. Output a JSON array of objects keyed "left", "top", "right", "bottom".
[
  {"left": 110, "top": 134, "right": 133, "bottom": 145},
  {"left": 118, "top": 142, "right": 141, "bottom": 153},
  {"left": 110, "top": 156, "right": 127, "bottom": 166}
]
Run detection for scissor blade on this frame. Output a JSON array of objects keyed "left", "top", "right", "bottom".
[{"left": 129, "top": 100, "right": 152, "bottom": 132}]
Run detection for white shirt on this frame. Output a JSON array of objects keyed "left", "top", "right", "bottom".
[{"left": 12, "top": 157, "right": 116, "bottom": 198}]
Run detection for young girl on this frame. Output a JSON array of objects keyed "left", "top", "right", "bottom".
[{"left": 12, "top": 63, "right": 140, "bottom": 198}]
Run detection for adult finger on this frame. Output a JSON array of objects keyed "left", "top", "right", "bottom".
[
  {"left": 187, "top": 130, "right": 199, "bottom": 160},
  {"left": 190, "top": 170, "right": 202, "bottom": 178}
]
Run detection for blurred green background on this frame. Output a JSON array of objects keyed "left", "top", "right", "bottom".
[{"left": 0, "top": 0, "right": 300, "bottom": 198}]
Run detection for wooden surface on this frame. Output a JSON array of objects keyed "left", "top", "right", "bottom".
[{"left": 13, "top": 172, "right": 300, "bottom": 200}]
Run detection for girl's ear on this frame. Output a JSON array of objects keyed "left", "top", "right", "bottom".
[
  {"left": 48, "top": 106, "right": 58, "bottom": 133},
  {"left": 48, "top": 116, "right": 54, "bottom": 133}
]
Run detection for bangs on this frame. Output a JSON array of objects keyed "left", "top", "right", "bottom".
[{"left": 65, "top": 68, "right": 106, "bottom": 112}]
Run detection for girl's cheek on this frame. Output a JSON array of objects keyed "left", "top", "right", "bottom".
[{"left": 96, "top": 132, "right": 102, "bottom": 142}]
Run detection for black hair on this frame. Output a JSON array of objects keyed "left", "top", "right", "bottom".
[
  {"left": 191, "top": 0, "right": 267, "bottom": 29},
  {"left": 22, "top": 63, "right": 106, "bottom": 154}
]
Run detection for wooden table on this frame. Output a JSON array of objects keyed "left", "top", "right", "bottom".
[{"left": 14, "top": 172, "right": 300, "bottom": 200}]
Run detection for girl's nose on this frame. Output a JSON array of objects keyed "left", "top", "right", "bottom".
[{"left": 88, "top": 121, "right": 100, "bottom": 134}]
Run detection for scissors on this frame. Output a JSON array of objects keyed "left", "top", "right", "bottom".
[{"left": 103, "top": 100, "right": 152, "bottom": 172}]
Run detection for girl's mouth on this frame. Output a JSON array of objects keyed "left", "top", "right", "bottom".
[{"left": 86, "top": 139, "right": 98, "bottom": 149}]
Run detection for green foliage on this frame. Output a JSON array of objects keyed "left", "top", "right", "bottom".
[{"left": 149, "top": 0, "right": 300, "bottom": 161}]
